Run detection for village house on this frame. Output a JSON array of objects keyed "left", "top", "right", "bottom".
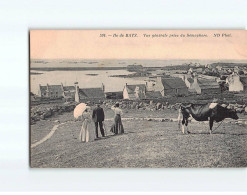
[
  {"left": 38, "top": 82, "right": 106, "bottom": 102},
  {"left": 188, "top": 68, "right": 194, "bottom": 74},
  {"left": 74, "top": 83, "right": 105, "bottom": 103},
  {"left": 38, "top": 84, "right": 64, "bottom": 99},
  {"left": 38, "top": 83, "right": 76, "bottom": 100},
  {"left": 123, "top": 83, "right": 146, "bottom": 100},
  {"left": 145, "top": 91, "right": 163, "bottom": 99},
  {"left": 123, "top": 83, "right": 162, "bottom": 100},
  {"left": 62, "top": 83, "right": 76, "bottom": 101},
  {"left": 205, "top": 64, "right": 212, "bottom": 69},
  {"left": 226, "top": 73, "right": 247, "bottom": 93},
  {"left": 154, "top": 76, "right": 188, "bottom": 97},
  {"left": 189, "top": 67, "right": 203, "bottom": 74},
  {"left": 216, "top": 65, "right": 223, "bottom": 71},
  {"left": 105, "top": 91, "right": 123, "bottom": 99},
  {"left": 234, "top": 66, "right": 240, "bottom": 73},
  {"left": 181, "top": 75, "right": 195, "bottom": 93},
  {"left": 194, "top": 67, "right": 203, "bottom": 74},
  {"left": 145, "top": 77, "right": 156, "bottom": 92},
  {"left": 190, "top": 76, "right": 220, "bottom": 94}
]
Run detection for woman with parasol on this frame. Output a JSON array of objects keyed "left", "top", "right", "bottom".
[{"left": 74, "top": 103, "right": 92, "bottom": 142}]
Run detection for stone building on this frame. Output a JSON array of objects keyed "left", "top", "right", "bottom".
[
  {"left": 227, "top": 73, "right": 247, "bottom": 93},
  {"left": 123, "top": 83, "right": 146, "bottom": 100},
  {"left": 74, "top": 83, "right": 105, "bottom": 103},
  {"left": 154, "top": 77, "right": 188, "bottom": 96},
  {"left": 122, "top": 83, "right": 162, "bottom": 100},
  {"left": 38, "top": 82, "right": 106, "bottom": 102},
  {"left": 190, "top": 76, "right": 220, "bottom": 94},
  {"left": 38, "top": 84, "right": 64, "bottom": 98}
]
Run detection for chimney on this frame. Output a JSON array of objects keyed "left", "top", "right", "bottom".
[
  {"left": 61, "top": 82, "right": 64, "bottom": 89},
  {"left": 101, "top": 83, "right": 105, "bottom": 92},
  {"left": 74, "top": 82, "right": 79, "bottom": 103},
  {"left": 38, "top": 84, "right": 42, "bottom": 96},
  {"left": 46, "top": 83, "right": 49, "bottom": 92}
]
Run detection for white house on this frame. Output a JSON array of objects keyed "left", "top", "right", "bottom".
[
  {"left": 216, "top": 65, "right": 222, "bottom": 71},
  {"left": 123, "top": 83, "right": 146, "bottom": 100},
  {"left": 205, "top": 64, "right": 212, "bottom": 69},
  {"left": 181, "top": 75, "right": 195, "bottom": 92},
  {"left": 227, "top": 73, "right": 247, "bottom": 92}
]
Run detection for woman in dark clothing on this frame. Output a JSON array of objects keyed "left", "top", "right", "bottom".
[{"left": 110, "top": 103, "right": 124, "bottom": 134}]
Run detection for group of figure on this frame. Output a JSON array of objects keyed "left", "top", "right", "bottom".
[{"left": 79, "top": 102, "right": 124, "bottom": 143}]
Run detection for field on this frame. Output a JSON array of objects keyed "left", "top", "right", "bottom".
[{"left": 30, "top": 106, "right": 247, "bottom": 168}]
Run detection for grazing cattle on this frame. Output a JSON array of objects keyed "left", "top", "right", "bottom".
[{"left": 178, "top": 103, "right": 239, "bottom": 134}]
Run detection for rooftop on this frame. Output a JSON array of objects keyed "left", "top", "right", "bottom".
[
  {"left": 161, "top": 78, "right": 187, "bottom": 89},
  {"left": 78, "top": 87, "right": 105, "bottom": 98},
  {"left": 197, "top": 79, "right": 219, "bottom": 89}
]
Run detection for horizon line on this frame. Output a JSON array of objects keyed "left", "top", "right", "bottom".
[{"left": 30, "top": 58, "right": 247, "bottom": 61}]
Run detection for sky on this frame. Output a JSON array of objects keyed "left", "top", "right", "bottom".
[{"left": 30, "top": 30, "right": 247, "bottom": 60}]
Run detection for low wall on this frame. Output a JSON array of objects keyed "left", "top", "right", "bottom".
[
  {"left": 30, "top": 92, "right": 247, "bottom": 125},
  {"left": 30, "top": 102, "right": 77, "bottom": 125},
  {"left": 102, "top": 98, "right": 247, "bottom": 114}
]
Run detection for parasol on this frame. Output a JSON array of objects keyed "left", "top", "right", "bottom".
[{"left": 73, "top": 103, "right": 87, "bottom": 119}]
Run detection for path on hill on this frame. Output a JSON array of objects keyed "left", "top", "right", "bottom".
[{"left": 30, "top": 111, "right": 247, "bottom": 168}]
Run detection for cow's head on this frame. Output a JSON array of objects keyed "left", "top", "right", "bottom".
[{"left": 228, "top": 109, "right": 239, "bottom": 120}]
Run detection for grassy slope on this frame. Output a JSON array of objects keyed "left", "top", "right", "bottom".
[{"left": 30, "top": 108, "right": 247, "bottom": 168}]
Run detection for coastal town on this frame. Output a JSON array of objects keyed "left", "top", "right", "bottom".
[
  {"left": 29, "top": 30, "right": 247, "bottom": 169},
  {"left": 31, "top": 62, "right": 247, "bottom": 103},
  {"left": 30, "top": 61, "right": 247, "bottom": 168},
  {"left": 30, "top": 62, "right": 247, "bottom": 126}
]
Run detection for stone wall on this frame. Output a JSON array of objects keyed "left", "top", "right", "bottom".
[
  {"left": 102, "top": 99, "right": 247, "bottom": 114},
  {"left": 30, "top": 102, "right": 77, "bottom": 125},
  {"left": 30, "top": 97, "right": 247, "bottom": 125}
]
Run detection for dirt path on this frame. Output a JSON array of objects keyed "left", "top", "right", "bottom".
[
  {"left": 30, "top": 110, "right": 247, "bottom": 168},
  {"left": 31, "top": 122, "right": 71, "bottom": 148}
]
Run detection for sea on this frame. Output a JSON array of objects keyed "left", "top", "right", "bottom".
[
  {"left": 30, "top": 69, "right": 146, "bottom": 94},
  {"left": 30, "top": 59, "right": 247, "bottom": 94}
]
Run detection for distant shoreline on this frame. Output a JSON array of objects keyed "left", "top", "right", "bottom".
[
  {"left": 30, "top": 72, "right": 43, "bottom": 75},
  {"left": 30, "top": 62, "right": 247, "bottom": 72},
  {"left": 30, "top": 59, "right": 247, "bottom": 69},
  {"left": 30, "top": 67, "right": 128, "bottom": 71}
]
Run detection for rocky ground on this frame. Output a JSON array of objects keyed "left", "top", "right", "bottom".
[{"left": 30, "top": 105, "right": 247, "bottom": 168}]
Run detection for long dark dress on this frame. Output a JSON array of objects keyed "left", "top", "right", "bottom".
[
  {"left": 110, "top": 106, "right": 124, "bottom": 134},
  {"left": 110, "top": 114, "right": 124, "bottom": 134}
]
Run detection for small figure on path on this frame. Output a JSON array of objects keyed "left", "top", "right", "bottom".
[
  {"left": 92, "top": 103, "right": 105, "bottom": 139},
  {"left": 110, "top": 102, "right": 124, "bottom": 135}
]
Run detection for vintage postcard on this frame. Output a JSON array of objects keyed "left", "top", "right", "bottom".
[{"left": 30, "top": 30, "right": 247, "bottom": 168}]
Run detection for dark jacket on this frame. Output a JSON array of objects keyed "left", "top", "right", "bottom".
[{"left": 92, "top": 106, "right": 105, "bottom": 122}]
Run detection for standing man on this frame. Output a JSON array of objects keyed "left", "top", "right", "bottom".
[{"left": 92, "top": 103, "right": 105, "bottom": 138}]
